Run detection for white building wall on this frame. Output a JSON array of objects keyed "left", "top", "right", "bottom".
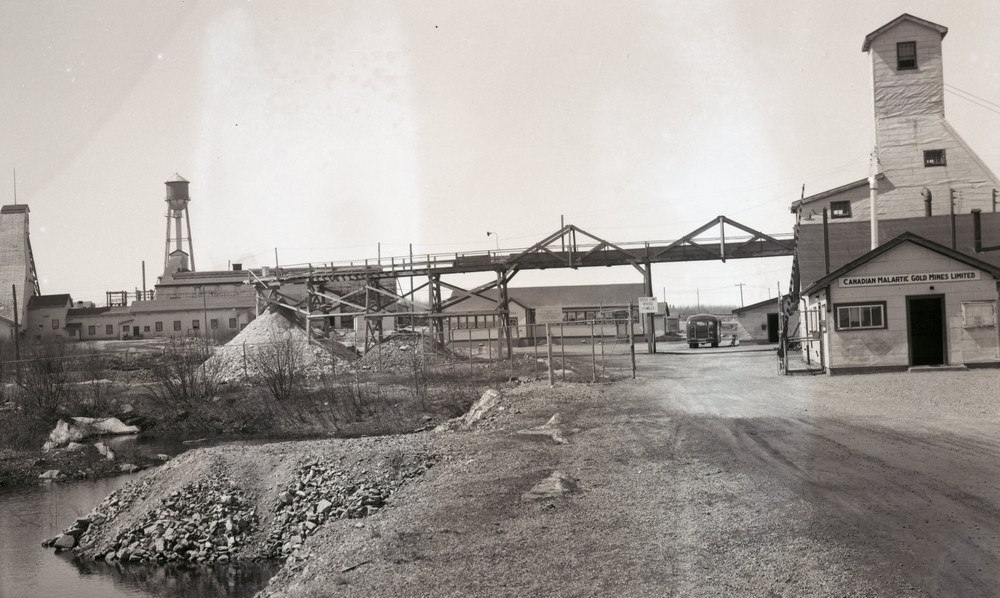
[
  {"left": 869, "top": 20, "right": 1000, "bottom": 218},
  {"left": 823, "top": 243, "right": 998, "bottom": 371}
]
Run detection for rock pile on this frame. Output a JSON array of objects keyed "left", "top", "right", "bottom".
[
  {"left": 201, "top": 310, "right": 356, "bottom": 383},
  {"left": 264, "top": 456, "right": 431, "bottom": 561},
  {"left": 354, "top": 332, "right": 457, "bottom": 372},
  {"left": 55, "top": 476, "right": 260, "bottom": 565}
]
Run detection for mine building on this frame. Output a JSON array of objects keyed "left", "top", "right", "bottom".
[
  {"left": 732, "top": 296, "right": 796, "bottom": 345},
  {"left": 791, "top": 14, "right": 1000, "bottom": 373},
  {"left": 442, "top": 283, "right": 648, "bottom": 346}
]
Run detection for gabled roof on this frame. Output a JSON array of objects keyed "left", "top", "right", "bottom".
[
  {"left": 28, "top": 293, "right": 72, "bottom": 309},
  {"left": 862, "top": 14, "right": 948, "bottom": 52},
  {"left": 803, "top": 232, "right": 1000, "bottom": 295},
  {"left": 733, "top": 296, "right": 785, "bottom": 315},
  {"left": 790, "top": 174, "right": 883, "bottom": 213}
]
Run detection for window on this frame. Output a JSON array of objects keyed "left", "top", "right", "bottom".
[
  {"left": 105, "top": 324, "right": 113, "bottom": 335},
  {"left": 962, "top": 302, "right": 996, "bottom": 328},
  {"left": 210, "top": 319, "right": 219, "bottom": 330},
  {"left": 192, "top": 319, "right": 200, "bottom": 330},
  {"left": 924, "top": 149, "right": 946, "bottom": 167},
  {"left": 173, "top": 320, "right": 181, "bottom": 331},
  {"left": 229, "top": 318, "right": 238, "bottom": 329},
  {"left": 829, "top": 201, "right": 851, "bottom": 219},
  {"left": 155, "top": 321, "right": 163, "bottom": 332},
  {"left": 88, "top": 325, "right": 96, "bottom": 336},
  {"left": 52, "top": 319, "right": 59, "bottom": 329},
  {"left": 897, "top": 41, "right": 916, "bottom": 69},
  {"left": 835, "top": 302, "right": 886, "bottom": 330},
  {"left": 143, "top": 325, "right": 150, "bottom": 332}
]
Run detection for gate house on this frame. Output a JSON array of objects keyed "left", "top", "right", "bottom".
[{"left": 801, "top": 233, "right": 1000, "bottom": 374}]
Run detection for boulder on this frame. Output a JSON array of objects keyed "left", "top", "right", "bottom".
[
  {"left": 42, "top": 417, "right": 139, "bottom": 452},
  {"left": 445, "top": 388, "right": 502, "bottom": 431},
  {"left": 38, "top": 469, "right": 65, "bottom": 480},
  {"left": 94, "top": 442, "right": 116, "bottom": 461},
  {"left": 53, "top": 534, "right": 77, "bottom": 551},
  {"left": 521, "top": 471, "right": 579, "bottom": 501}
]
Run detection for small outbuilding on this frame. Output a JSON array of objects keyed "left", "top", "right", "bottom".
[
  {"left": 732, "top": 296, "right": 797, "bottom": 344},
  {"left": 801, "top": 232, "right": 1000, "bottom": 374}
]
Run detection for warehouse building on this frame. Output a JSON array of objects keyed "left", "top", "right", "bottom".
[
  {"left": 791, "top": 14, "right": 1000, "bottom": 373},
  {"left": 442, "top": 283, "right": 647, "bottom": 346}
]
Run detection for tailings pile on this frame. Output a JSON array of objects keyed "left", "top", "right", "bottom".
[{"left": 202, "top": 310, "right": 356, "bottom": 383}]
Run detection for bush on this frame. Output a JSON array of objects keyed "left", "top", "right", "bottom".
[
  {"left": 250, "top": 336, "right": 303, "bottom": 401},
  {"left": 146, "top": 341, "right": 219, "bottom": 410}
]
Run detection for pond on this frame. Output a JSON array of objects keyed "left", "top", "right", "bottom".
[{"left": 0, "top": 437, "right": 281, "bottom": 598}]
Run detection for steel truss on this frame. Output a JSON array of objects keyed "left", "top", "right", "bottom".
[{"left": 250, "top": 217, "right": 793, "bottom": 355}]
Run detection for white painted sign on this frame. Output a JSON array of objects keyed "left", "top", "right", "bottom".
[
  {"left": 534, "top": 305, "right": 564, "bottom": 324},
  {"left": 838, "top": 270, "right": 980, "bottom": 288},
  {"left": 638, "top": 297, "right": 658, "bottom": 313}
]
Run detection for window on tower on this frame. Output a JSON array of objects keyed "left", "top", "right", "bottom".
[
  {"left": 924, "top": 149, "right": 946, "bottom": 167},
  {"left": 897, "top": 41, "right": 917, "bottom": 70}
]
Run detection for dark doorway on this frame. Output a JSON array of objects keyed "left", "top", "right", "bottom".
[
  {"left": 908, "top": 296, "right": 945, "bottom": 366},
  {"left": 767, "top": 313, "right": 779, "bottom": 343},
  {"left": 132, "top": 326, "right": 140, "bottom": 338}
]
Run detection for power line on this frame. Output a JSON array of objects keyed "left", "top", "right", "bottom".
[
  {"left": 945, "top": 83, "right": 1000, "bottom": 110},
  {"left": 945, "top": 85, "right": 1000, "bottom": 117}
]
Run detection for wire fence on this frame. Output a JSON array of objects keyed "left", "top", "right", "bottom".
[{"left": 0, "top": 319, "right": 640, "bottom": 393}]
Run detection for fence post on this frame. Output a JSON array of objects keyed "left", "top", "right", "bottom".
[
  {"left": 559, "top": 324, "right": 566, "bottom": 380},
  {"left": 124, "top": 349, "right": 130, "bottom": 386},
  {"left": 533, "top": 326, "right": 539, "bottom": 380},
  {"left": 468, "top": 328, "right": 473, "bottom": 377},
  {"left": 546, "top": 323, "right": 554, "bottom": 386},
  {"left": 509, "top": 324, "right": 515, "bottom": 382},
  {"left": 782, "top": 335, "right": 789, "bottom": 375},
  {"left": 628, "top": 303, "right": 636, "bottom": 379},
  {"left": 590, "top": 321, "right": 597, "bottom": 383}
]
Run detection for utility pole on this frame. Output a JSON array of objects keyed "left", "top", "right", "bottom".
[{"left": 734, "top": 283, "right": 745, "bottom": 307}]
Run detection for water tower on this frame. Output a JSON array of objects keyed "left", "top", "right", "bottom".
[{"left": 163, "top": 173, "right": 196, "bottom": 273}]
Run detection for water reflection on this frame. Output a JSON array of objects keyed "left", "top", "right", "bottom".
[{"left": 67, "top": 555, "right": 281, "bottom": 598}]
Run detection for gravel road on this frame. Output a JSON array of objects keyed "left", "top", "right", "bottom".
[{"left": 233, "top": 345, "right": 1000, "bottom": 595}]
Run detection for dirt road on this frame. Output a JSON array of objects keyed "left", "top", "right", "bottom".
[{"left": 261, "top": 345, "right": 1000, "bottom": 596}]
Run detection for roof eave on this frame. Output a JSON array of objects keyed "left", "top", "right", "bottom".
[{"left": 862, "top": 13, "right": 948, "bottom": 52}]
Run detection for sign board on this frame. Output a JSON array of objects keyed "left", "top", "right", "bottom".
[
  {"left": 838, "top": 270, "right": 979, "bottom": 288},
  {"left": 638, "top": 297, "right": 658, "bottom": 314},
  {"left": 534, "top": 305, "right": 564, "bottom": 324}
]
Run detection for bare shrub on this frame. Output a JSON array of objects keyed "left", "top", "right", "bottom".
[
  {"left": 16, "top": 340, "right": 72, "bottom": 420},
  {"left": 73, "top": 351, "right": 122, "bottom": 417},
  {"left": 146, "top": 341, "right": 219, "bottom": 410},
  {"left": 250, "top": 336, "right": 303, "bottom": 401}
]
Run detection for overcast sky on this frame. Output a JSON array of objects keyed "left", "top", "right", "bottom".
[{"left": 2, "top": 1, "right": 999, "bottom": 307}]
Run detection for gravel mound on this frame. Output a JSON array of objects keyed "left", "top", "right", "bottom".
[
  {"left": 51, "top": 436, "right": 436, "bottom": 568},
  {"left": 354, "top": 331, "right": 460, "bottom": 372},
  {"left": 202, "top": 310, "right": 356, "bottom": 382}
]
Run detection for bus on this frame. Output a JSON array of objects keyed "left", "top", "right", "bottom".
[{"left": 686, "top": 314, "right": 721, "bottom": 349}]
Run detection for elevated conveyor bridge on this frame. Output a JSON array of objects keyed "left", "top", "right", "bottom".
[{"left": 250, "top": 217, "right": 794, "bottom": 355}]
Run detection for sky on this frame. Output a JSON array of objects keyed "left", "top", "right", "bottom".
[{"left": 1, "top": 1, "right": 999, "bottom": 308}]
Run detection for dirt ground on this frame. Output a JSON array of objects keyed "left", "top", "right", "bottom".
[
  {"left": 255, "top": 344, "right": 1000, "bottom": 597},
  {"left": 62, "top": 343, "right": 1000, "bottom": 596}
]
